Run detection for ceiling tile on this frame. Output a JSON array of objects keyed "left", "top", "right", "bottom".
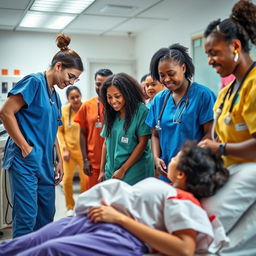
[
  {"left": 84, "top": 0, "right": 161, "bottom": 17},
  {"left": 68, "top": 14, "right": 125, "bottom": 31},
  {"left": 113, "top": 17, "right": 163, "bottom": 33},
  {"left": 0, "top": 0, "right": 31, "bottom": 10},
  {"left": 0, "top": 10, "right": 24, "bottom": 26},
  {"left": 137, "top": 0, "right": 176, "bottom": 19}
]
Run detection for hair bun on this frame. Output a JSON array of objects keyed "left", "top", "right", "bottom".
[{"left": 56, "top": 34, "right": 71, "bottom": 51}]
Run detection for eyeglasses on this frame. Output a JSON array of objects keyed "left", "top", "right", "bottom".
[
  {"left": 172, "top": 98, "right": 189, "bottom": 124},
  {"left": 67, "top": 72, "right": 80, "bottom": 83}
]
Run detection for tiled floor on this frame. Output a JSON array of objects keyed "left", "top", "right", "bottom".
[{"left": 0, "top": 181, "right": 80, "bottom": 242}]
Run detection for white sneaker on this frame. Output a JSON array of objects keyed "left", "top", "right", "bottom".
[{"left": 66, "top": 209, "right": 74, "bottom": 217}]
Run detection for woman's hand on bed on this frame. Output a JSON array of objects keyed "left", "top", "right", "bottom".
[{"left": 88, "top": 200, "right": 126, "bottom": 224}]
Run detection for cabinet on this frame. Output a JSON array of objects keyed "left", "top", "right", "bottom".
[{"left": 0, "top": 75, "right": 22, "bottom": 107}]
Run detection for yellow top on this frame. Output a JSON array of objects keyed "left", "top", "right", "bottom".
[
  {"left": 214, "top": 66, "right": 256, "bottom": 167},
  {"left": 58, "top": 103, "right": 82, "bottom": 158}
]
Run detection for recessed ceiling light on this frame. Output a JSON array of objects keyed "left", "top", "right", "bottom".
[
  {"left": 100, "top": 4, "right": 137, "bottom": 15},
  {"left": 19, "top": 11, "right": 75, "bottom": 29},
  {"left": 30, "top": 0, "right": 95, "bottom": 14}
]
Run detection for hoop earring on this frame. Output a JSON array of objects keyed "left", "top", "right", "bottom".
[{"left": 234, "top": 50, "right": 239, "bottom": 62}]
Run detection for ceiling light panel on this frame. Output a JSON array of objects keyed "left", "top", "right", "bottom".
[
  {"left": 19, "top": 11, "right": 75, "bottom": 29},
  {"left": 30, "top": 0, "right": 95, "bottom": 14},
  {"left": 100, "top": 4, "right": 137, "bottom": 15}
]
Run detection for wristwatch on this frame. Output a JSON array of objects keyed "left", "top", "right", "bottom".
[{"left": 219, "top": 143, "right": 227, "bottom": 156}]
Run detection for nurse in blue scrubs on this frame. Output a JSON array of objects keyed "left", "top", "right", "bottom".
[
  {"left": 0, "top": 34, "right": 84, "bottom": 238},
  {"left": 146, "top": 43, "right": 216, "bottom": 181}
]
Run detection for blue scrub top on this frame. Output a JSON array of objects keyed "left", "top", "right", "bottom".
[
  {"left": 3, "top": 72, "right": 62, "bottom": 183},
  {"left": 146, "top": 82, "right": 216, "bottom": 166}
]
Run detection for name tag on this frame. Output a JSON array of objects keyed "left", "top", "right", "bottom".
[
  {"left": 235, "top": 123, "right": 248, "bottom": 131},
  {"left": 95, "top": 122, "right": 102, "bottom": 128},
  {"left": 121, "top": 137, "right": 129, "bottom": 143}
]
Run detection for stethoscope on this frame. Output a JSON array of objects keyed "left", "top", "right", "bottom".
[
  {"left": 211, "top": 61, "right": 256, "bottom": 140},
  {"left": 96, "top": 99, "right": 102, "bottom": 128},
  {"left": 155, "top": 84, "right": 190, "bottom": 130},
  {"left": 44, "top": 72, "right": 61, "bottom": 122}
]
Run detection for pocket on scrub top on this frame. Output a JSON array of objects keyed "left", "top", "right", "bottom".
[{"left": 119, "top": 134, "right": 136, "bottom": 151}]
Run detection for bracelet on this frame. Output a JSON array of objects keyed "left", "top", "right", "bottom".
[{"left": 219, "top": 143, "right": 228, "bottom": 156}]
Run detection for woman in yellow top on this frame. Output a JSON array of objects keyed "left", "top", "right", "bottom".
[
  {"left": 58, "top": 86, "right": 87, "bottom": 217},
  {"left": 199, "top": 0, "right": 256, "bottom": 253}
]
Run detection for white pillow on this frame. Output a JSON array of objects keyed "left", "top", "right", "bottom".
[{"left": 201, "top": 162, "right": 256, "bottom": 253}]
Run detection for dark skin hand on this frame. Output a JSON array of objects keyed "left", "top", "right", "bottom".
[{"left": 83, "top": 158, "right": 92, "bottom": 176}]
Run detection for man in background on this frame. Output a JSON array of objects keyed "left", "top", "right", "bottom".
[{"left": 74, "top": 68, "right": 113, "bottom": 189}]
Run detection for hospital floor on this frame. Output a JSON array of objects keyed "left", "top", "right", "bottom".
[{"left": 0, "top": 179, "right": 79, "bottom": 242}]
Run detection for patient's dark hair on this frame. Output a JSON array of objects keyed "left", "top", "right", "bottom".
[{"left": 177, "top": 141, "right": 229, "bottom": 199}]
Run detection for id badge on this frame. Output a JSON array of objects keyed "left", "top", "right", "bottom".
[
  {"left": 235, "top": 123, "right": 247, "bottom": 131},
  {"left": 95, "top": 122, "right": 102, "bottom": 128},
  {"left": 121, "top": 137, "right": 129, "bottom": 143}
]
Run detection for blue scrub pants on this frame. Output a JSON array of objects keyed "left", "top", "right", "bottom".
[{"left": 8, "top": 159, "right": 55, "bottom": 238}]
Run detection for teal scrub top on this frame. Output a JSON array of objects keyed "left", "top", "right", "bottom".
[{"left": 101, "top": 103, "right": 154, "bottom": 185}]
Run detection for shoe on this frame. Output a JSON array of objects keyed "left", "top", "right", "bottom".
[{"left": 66, "top": 209, "right": 74, "bottom": 217}]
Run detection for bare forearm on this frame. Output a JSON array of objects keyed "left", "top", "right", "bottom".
[
  {"left": 225, "top": 138, "right": 256, "bottom": 159},
  {"left": 100, "top": 141, "right": 106, "bottom": 172},
  {"left": 117, "top": 215, "right": 195, "bottom": 256},
  {"left": 120, "top": 136, "right": 148, "bottom": 172},
  {"left": 201, "top": 121, "right": 213, "bottom": 141},
  {"left": 151, "top": 130, "right": 161, "bottom": 160},
  {"left": 80, "top": 129, "right": 88, "bottom": 160},
  {"left": 1, "top": 113, "right": 30, "bottom": 151},
  {"left": 57, "top": 126, "right": 67, "bottom": 151},
  {"left": 55, "top": 139, "right": 62, "bottom": 163},
  {"left": 199, "top": 136, "right": 256, "bottom": 160}
]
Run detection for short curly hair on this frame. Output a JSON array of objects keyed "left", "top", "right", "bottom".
[{"left": 177, "top": 141, "right": 229, "bottom": 199}]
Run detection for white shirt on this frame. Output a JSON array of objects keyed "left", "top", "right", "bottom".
[{"left": 75, "top": 177, "right": 228, "bottom": 253}]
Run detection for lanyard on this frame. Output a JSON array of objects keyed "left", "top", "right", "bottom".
[
  {"left": 44, "top": 72, "right": 61, "bottom": 122},
  {"left": 217, "top": 62, "right": 256, "bottom": 125},
  {"left": 95, "top": 98, "right": 103, "bottom": 128},
  {"left": 155, "top": 91, "right": 172, "bottom": 130},
  {"left": 212, "top": 61, "right": 256, "bottom": 140},
  {"left": 155, "top": 84, "right": 190, "bottom": 130},
  {"left": 68, "top": 105, "right": 72, "bottom": 128},
  {"left": 97, "top": 99, "right": 101, "bottom": 123}
]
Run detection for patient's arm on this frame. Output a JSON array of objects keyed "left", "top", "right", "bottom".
[{"left": 88, "top": 200, "right": 196, "bottom": 256}]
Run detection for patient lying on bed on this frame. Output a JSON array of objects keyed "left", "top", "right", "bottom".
[{"left": 0, "top": 141, "right": 229, "bottom": 256}]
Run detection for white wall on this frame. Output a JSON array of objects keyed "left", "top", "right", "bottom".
[
  {"left": 135, "top": 0, "right": 238, "bottom": 80},
  {"left": 0, "top": 0, "right": 244, "bottom": 103},
  {"left": 0, "top": 30, "right": 135, "bottom": 102}
]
